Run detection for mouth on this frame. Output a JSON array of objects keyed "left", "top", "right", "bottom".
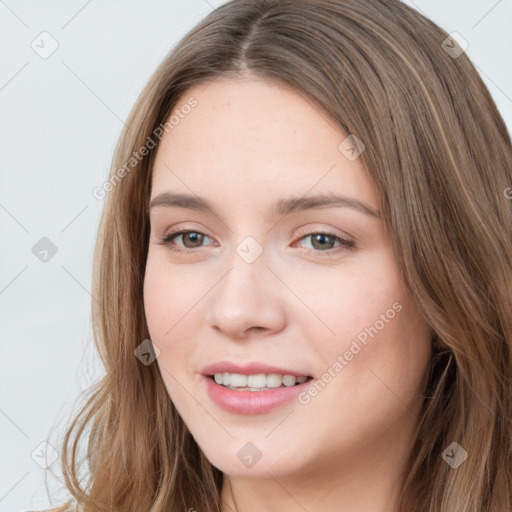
[
  {"left": 208, "top": 372, "right": 314, "bottom": 391},
  {"left": 201, "top": 361, "right": 315, "bottom": 414}
]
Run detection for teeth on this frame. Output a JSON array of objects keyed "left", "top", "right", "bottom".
[
  {"left": 229, "top": 374, "right": 247, "bottom": 387},
  {"left": 267, "top": 373, "right": 283, "bottom": 388},
  {"left": 247, "top": 374, "right": 266, "bottom": 387},
  {"left": 212, "top": 372, "right": 309, "bottom": 390},
  {"left": 282, "top": 375, "right": 296, "bottom": 387}
]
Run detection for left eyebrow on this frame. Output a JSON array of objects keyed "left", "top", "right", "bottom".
[
  {"left": 272, "top": 194, "right": 380, "bottom": 218},
  {"left": 148, "top": 192, "right": 380, "bottom": 219}
]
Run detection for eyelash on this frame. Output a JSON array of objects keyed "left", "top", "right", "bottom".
[{"left": 156, "top": 229, "right": 355, "bottom": 256}]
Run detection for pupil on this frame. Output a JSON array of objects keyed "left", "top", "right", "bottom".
[
  {"left": 185, "top": 233, "right": 203, "bottom": 247},
  {"left": 313, "top": 234, "right": 332, "bottom": 250}
]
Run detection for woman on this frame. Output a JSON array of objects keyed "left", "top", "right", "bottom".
[{"left": 47, "top": 0, "right": 512, "bottom": 510}]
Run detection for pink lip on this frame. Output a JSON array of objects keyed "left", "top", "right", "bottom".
[
  {"left": 201, "top": 361, "right": 311, "bottom": 378},
  {"left": 201, "top": 361, "right": 314, "bottom": 415},
  {"left": 204, "top": 376, "right": 313, "bottom": 415}
]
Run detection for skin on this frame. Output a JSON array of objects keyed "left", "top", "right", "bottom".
[{"left": 143, "top": 76, "right": 433, "bottom": 512}]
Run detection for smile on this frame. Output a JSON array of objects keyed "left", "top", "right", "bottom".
[
  {"left": 204, "top": 373, "right": 314, "bottom": 415},
  {"left": 211, "top": 372, "right": 310, "bottom": 390}
]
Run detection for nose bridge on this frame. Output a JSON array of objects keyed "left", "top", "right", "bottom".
[{"left": 206, "top": 238, "right": 285, "bottom": 338}]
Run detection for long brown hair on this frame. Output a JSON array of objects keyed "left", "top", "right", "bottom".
[{"left": 53, "top": 0, "right": 512, "bottom": 510}]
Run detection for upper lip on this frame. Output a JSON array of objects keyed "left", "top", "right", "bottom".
[{"left": 201, "top": 361, "right": 312, "bottom": 378}]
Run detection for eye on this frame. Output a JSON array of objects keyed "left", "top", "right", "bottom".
[
  {"left": 156, "top": 229, "right": 354, "bottom": 256},
  {"left": 293, "top": 231, "right": 355, "bottom": 255},
  {"left": 156, "top": 230, "right": 216, "bottom": 252}
]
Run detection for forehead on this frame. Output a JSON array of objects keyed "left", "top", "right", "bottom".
[{"left": 151, "top": 77, "right": 378, "bottom": 212}]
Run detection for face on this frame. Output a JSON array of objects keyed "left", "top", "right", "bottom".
[{"left": 143, "top": 76, "right": 433, "bottom": 480}]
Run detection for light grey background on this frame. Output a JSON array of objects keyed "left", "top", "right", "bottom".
[{"left": 1, "top": 1, "right": 511, "bottom": 510}]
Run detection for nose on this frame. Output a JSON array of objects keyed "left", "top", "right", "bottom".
[{"left": 206, "top": 251, "right": 287, "bottom": 341}]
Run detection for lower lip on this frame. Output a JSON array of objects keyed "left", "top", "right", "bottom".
[{"left": 204, "top": 376, "right": 313, "bottom": 415}]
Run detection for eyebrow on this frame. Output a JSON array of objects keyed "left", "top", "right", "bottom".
[{"left": 148, "top": 192, "right": 380, "bottom": 218}]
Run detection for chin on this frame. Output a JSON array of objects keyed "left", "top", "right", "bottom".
[{"left": 195, "top": 436, "right": 310, "bottom": 479}]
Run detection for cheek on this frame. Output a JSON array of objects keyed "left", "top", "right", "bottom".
[
  {"left": 143, "top": 252, "right": 212, "bottom": 381},
  {"left": 143, "top": 254, "right": 192, "bottom": 359},
  {"left": 143, "top": 251, "right": 197, "bottom": 334},
  {"left": 143, "top": 255, "right": 170, "bottom": 341},
  {"left": 143, "top": 256, "right": 201, "bottom": 415},
  {"left": 311, "top": 286, "right": 431, "bottom": 420},
  {"left": 306, "top": 250, "right": 432, "bottom": 398},
  {"left": 304, "top": 255, "right": 402, "bottom": 352},
  {"left": 296, "top": 283, "right": 431, "bottom": 460}
]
